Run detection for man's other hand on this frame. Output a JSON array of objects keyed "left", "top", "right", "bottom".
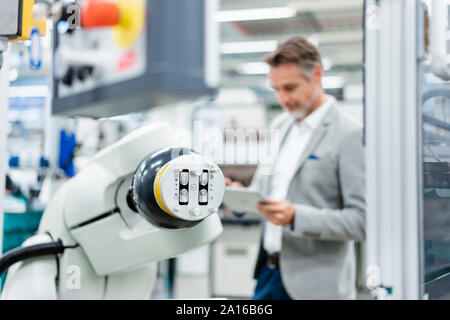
[
  {"left": 225, "top": 177, "right": 244, "bottom": 188},
  {"left": 257, "top": 198, "right": 295, "bottom": 226}
]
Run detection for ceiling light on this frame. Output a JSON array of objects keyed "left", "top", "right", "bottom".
[
  {"left": 307, "top": 36, "right": 319, "bottom": 47},
  {"left": 221, "top": 40, "right": 278, "bottom": 54},
  {"left": 216, "top": 7, "right": 296, "bottom": 22},
  {"left": 237, "top": 62, "right": 269, "bottom": 75},
  {"left": 288, "top": 0, "right": 364, "bottom": 13},
  {"left": 322, "top": 76, "right": 344, "bottom": 89}
]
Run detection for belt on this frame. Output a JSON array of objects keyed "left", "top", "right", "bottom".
[{"left": 266, "top": 252, "right": 279, "bottom": 269}]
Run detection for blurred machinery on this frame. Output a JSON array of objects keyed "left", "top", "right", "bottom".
[
  {"left": 0, "top": 0, "right": 48, "bottom": 270},
  {"left": 0, "top": 123, "right": 226, "bottom": 299},
  {"left": 51, "top": 0, "right": 219, "bottom": 118},
  {"left": 0, "top": 0, "right": 224, "bottom": 299}
]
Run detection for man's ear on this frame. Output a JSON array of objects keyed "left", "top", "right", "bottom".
[{"left": 313, "top": 64, "right": 323, "bottom": 84}]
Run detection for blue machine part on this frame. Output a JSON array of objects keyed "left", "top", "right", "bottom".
[
  {"left": 8, "top": 156, "right": 20, "bottom": 168},
  {"left": 27, "top": 28, "right": 42, "bottom": 70},
  {"left": 39, "top": 156, "right": 49, "bottom": 168},
  {"left": 58, "top": 130, "right": 77, "bottom": 177}
]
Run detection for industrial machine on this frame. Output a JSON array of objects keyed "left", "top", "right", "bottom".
[
  {"left": 0, "top": 0, "right": 223, "bottom": 299},
  {"left": 0, "top": 123, "right": 225, "bottom": 299},
  {"left": 51, "top": 0, "right": 219, "bottom": 118}
]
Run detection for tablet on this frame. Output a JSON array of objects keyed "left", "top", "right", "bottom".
[{"left": 222, "top": 187, "right": 267, "bottom": 214}]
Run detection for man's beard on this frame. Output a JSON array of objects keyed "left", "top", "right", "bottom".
[
  {"left": 288, "top": 90, "right": 319, "bottom": 122},
  {"left": 288, "top": 107, "right": 309, "bottom": 121}
]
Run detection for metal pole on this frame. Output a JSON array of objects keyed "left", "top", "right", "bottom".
[{"left": 365, "top": 0, "right": 421, "bottom": 299}]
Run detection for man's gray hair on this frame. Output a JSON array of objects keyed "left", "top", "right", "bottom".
[{"left": 264, "top": 37, "right": 323, "bottom": 80}]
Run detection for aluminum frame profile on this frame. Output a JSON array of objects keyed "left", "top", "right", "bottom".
[{"left": 365, "top": 0, "right": 422, "bottom": 300}]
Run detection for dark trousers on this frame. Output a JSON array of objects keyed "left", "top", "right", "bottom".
[{"left": 253, "top": 263, "right": 292, "bottom": 300}]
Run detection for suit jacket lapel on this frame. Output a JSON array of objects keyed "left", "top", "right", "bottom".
[
  {"left": 290, "top": 104, "right": 337, "bottom": 179},
  {"left": 261, "top": 104, "right": 337, "bottom": 195}
]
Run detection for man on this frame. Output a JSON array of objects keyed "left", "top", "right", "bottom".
[{"left": 226, "top": 37, "right": 365, "bottom": 300}]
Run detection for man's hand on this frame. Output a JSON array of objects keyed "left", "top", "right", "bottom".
[
  {"left": 225, "top": 177, "right": 244, "bottom": 188},
  {"left": 257, "top": 198, "right": 295, "bottom": 226}
]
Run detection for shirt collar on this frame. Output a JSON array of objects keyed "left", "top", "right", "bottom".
[{"left": 298, "top": 95, "right": 335, "bottom": 130}]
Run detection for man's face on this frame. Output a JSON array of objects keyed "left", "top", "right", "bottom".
[{"left": 269, "top": 62, "right": 321, "bottom": 118}]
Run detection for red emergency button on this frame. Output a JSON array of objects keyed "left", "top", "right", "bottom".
[{"left": 81, "top": 0, "right": 121, "bottom": 29}]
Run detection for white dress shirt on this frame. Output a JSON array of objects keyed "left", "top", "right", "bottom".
[{"left": 263, "top": 96, "right": 334, "bottom": 254}]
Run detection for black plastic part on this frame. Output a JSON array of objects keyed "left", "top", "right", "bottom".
[
  {"left": 131, "top": 148, "right": 201, "bottom": 229},
  {"left": 61, "top": 66, "right": 74, "bottom": 86},
  {"left": 77, "top": 66, "right": 94, "bottom": 81},
  {"left": 126, "top": 189, "right": 139, "bottom": 213},
  {"left": 0, "top": 240, "right": 66, "bottom": 277},
  {"left": 60, "top": 2, "right": 79, "bottom": 24}
]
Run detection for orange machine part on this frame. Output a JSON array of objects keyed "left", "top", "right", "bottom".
[{"left": 81, "top": 0, "right": 121, "bottom": 29}]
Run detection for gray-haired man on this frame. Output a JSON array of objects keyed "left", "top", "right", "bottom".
[{"left": 226, "top": 37, "right": 365, "bottom": 300}]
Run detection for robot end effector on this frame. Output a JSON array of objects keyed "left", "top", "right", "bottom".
[
  {"left": 62, "top": 137, "right": 226, "bottom": 276},
  {"left": 129, "top": 147, "right": 225, "bottom": 230},
  {"left": 54, "top": 125, "right": 226, "bottom": 276}
]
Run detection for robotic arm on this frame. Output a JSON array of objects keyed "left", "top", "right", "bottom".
[{"left": 1, "top": 123, "right": 225, "bottom": 299}]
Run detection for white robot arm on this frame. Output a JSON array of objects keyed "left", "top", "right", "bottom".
[{"left": 0, "top": 123, "right": 225, "bottom": 299}]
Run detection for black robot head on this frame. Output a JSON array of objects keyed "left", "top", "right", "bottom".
[{"left": 130, "top": 147, "right": 201, "bottom": 229}]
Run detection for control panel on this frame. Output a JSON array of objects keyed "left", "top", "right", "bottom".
[{"left": 51, "top": 0, "right": 219, "bottom": 118}]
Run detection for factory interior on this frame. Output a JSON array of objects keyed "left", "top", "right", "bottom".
[{"left": 0, "top": 0, "right": 449, "bottom": 301}]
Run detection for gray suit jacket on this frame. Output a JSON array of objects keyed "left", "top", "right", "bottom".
[{"left": 249, "top": 102, "right": 366, "bottom": 300}]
